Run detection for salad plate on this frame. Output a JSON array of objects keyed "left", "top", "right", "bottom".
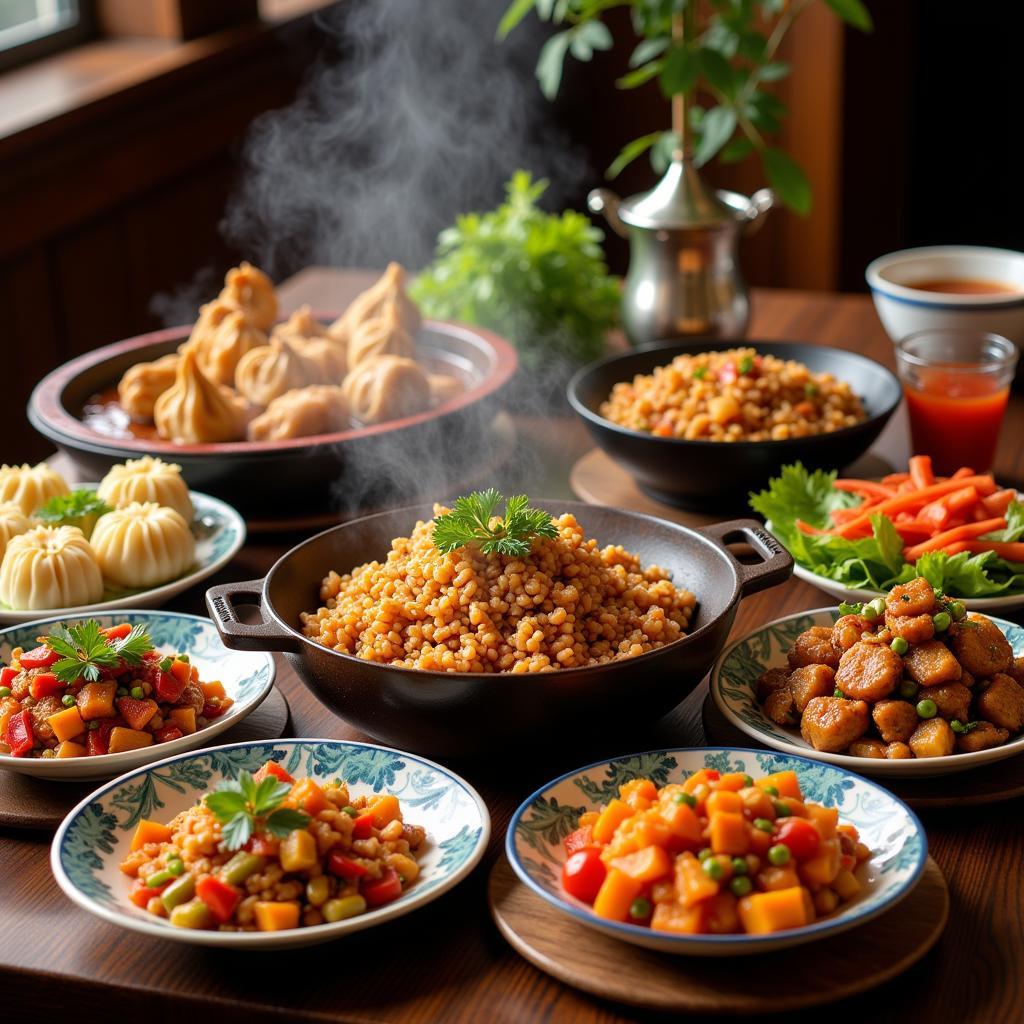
[
  {"left": 507, "top": 747, "right": 926, "bottom": 956},
  {"left": 51, "top": 738, "right": 490, "bottom": 947},
  {"left": 711, "top": 609, "right": 1024, "bottom": 777},
  {"left": 0, "top": 486, "right": 245, "bottom": 626}
]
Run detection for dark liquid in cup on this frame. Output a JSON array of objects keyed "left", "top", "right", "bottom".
[{"left": 909, "top": 278, "right": 1019, "bottom": 295}]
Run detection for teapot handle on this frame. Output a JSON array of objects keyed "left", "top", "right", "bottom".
[
  {"left": 587, "top": 189, "right": 628, "bottom": 239},
  {"left": 743, "top": 188, "right": 775, "bottom": 237}
]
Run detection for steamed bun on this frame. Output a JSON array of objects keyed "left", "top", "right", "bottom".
[
  {"left": 154, "top": 348, "right": 250, "bottom": 444},
  {"left": 97, "top": 456, "right": 194, "bottom": 522},
  {"left": 0, "top": 525, "right": 104, "bottom": 610},
  {"left": 91, "top": 502, "right": 195, "bottom": 588},
  {"left": 342, "top": 355, "right": 431, "bottom": 425},
  {"left": 248, "top": 385, "right": 351, "bottom": 441},
  {"left": 0, "top": 463, "right": 70, "bottom": 517}
]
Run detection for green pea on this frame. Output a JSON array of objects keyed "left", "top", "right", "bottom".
[
  {"left": 891, "top": 636, "right": 909, "bottom": 655},
  {"left": 763, "top": 785, "right": 779, "bottom": 797},
  {"left": 932, "top": 612, "right": 951, "bottom": 633},
  {"left": 731, "top": 857, "right": 748, "bottom": 876},
  {"left": 61, "top": 694, "right": 76, "bottom": 707},
  {"left": 0, "top": 686, "right": 11, "bottom": 699},
  {"left": 87, "top": 720, "right": 100, "bottom": 730},
  {"left": 697, "top": 847, "right": 713, "bottom": 862},
  {"left": 833, "top": 688, "right": 844, "bottom": 699},
  {"left": 741, "top": 774, "right": 754, "bottom": 788},
  {"left": 730, "top": 875, "right": 753, "bottom": 897},
  {"left": 753, "top": 818, "right": 774, "bottom": 833},
  {"left": 899, "top": 679, "right": 919, "bottom": 700},
  {"left": 867, "top": 597, "right": 887, "bottom": 620},
  {"left": 768, "top": 844, "right": 791, "bottom": 866},
  {"left": 673, "top": 792, "right": 697, "bottom": 807},
  {"left": 774, "top": 801, "right": 791, "bottom": 818},
  {"left": 342, "top": 806, "right": 359, "bottom": 818},
  {"left": 916, "top": 699, "right": 938, "bottom": 719},
  {"left": 166, "top": 858, "right": 185, "bottom": 877},
  {"left": 949, "top": 601, "right": 967, "bottom": 621},
  {"left": 701, "top": 857, "right": 724, "bottom": 880},
  {"left": 629, "top": 897, "right": 651, "bottom": 920},
  {"left": 130, "top": 686, "right": 144, "bottom": 700}
]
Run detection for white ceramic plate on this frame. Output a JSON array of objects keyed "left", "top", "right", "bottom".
[
  {"left": 507, "top": 747, "right": 926, "bottom": 956},
  {"left": 711, "top": 608, "right": 1024, "bottom": 777},
  {"left": 0, "top": 610, "right": 274, "bottom": 780},
  {"left": 0, "top": 486, "right": 246, "bottom": 625},
  {"left": 52, "top": 739, "right": 491, "bottom": 948}
]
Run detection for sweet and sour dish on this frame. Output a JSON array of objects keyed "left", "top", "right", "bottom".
[{"left": 757, "top": 579, "right": 1024, "bottom": 759}]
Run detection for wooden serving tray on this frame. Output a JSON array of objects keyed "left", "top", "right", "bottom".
[
  {"left": 0, "top": 686, "right": 289, "bottom": 830},
  {"left": 702, "top": 694, "right": 1024, "bottom": 808},
  {"left": 489, "top": 854, "right": 948, "bottom": 1013}
]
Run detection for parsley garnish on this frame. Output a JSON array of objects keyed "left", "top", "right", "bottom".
[
  {"left": 34, "top": 489, "right": 112, "bottom": 538},
  {"left": 432, "top": 489, "right": 558, "bottom": 557},
  {"left": 47, "top": 620, "right": 153, "bottom": 684},
  {"left": 204, "top": 771, "right": 310, "bottom": 851},
  {"left": 738, "top": 355, "right": 755, "bottom": 374},
  {"left": 950, "top": 720, "right": 979, "bottom": 734},
  {"left": 692, "top": 366, "right": 709, "bottom": 380}
]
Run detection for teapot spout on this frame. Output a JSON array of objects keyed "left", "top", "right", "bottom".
[
  {"left": 587, "top": 188, "right": 628, "bottom": 238},
  {"left": 741, "top": 188, "right": 774, "bottom": 236}
]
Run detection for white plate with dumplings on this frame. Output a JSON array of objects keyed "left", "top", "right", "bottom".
[{"left": 0, "top": 458, "right": 245, "bottom": 625}]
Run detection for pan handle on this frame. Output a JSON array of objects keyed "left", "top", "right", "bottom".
[
  {"left": 206, "top": 580, "right": 301, "bottom": 653},
  {"left": 697, "top": 519, "right": 793, "bottom": 597}
]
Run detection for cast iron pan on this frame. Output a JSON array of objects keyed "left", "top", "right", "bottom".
[
  {"left": 206, "top": 501, "right": 792, "bottom": 759},
  {"left": 567, "top": 340, "right": 902, "bottom": 511}
]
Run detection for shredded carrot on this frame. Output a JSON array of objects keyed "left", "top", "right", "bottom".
[
  {"left": 951, "top": 467, "right": 976, "bottom": 480},
  {"left": 982, "top": 489, "right": 1017, "bottom": 518},
  {"left": 909, "top": 455, "right": 935, "bottom": 489},
  {"left": 942, "top": 540, "right": 1024, "bottom": 561},
  {"left": 833, "top": 480, "right": 897, "bottom": 500},
  {"left": 903, "top": 517, "right": 1007, "bottom": 560},
  {"left": 880, "top": 473, "right": 911, "bottom": 485}
]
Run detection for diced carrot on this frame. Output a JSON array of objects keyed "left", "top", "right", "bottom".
[
  {"left": 107, "top": 726, "right": 153, "bottom": 754},
  {"left": 131, "top": 819, "right": 173, "bottom": 852},
  {"left": 651, "top": 900, "right": 705, "bottom": 934},
  {"left": 709, "top": 811, "right": 750, "bottom": 856},
  {"left": 832, "top": 868, "right": 862, "bottom": 900},
  {"left": 56, "top": 740, "right": 88, "bottom": 758},
  {"left": 253, "top": 760, "right": 294, "bottom": 784},
  {"left": 47, "top": 705, "right": 85, "bottom": 743},
  {"left": 681, "top": 769, "right": 718, "bottom": 794},
  {"left": 909, "top": 455, "right": 935, "bottom": 489},
  {"left": 254, "top": 901, "right": 301, "bottom": 931},
  {"left": 749, "top": 827, "right": 773, "bottom": 857},
  {"left": 675, "top": 852, "right": 719, "bottom": 907},
  {"left": 592, "top": 799, "right": 633, "bottom": 844},
  {"left": 776, "top": 798, "right": 808, "bottom": 818},
  {"left": 903, "top": 517, "right": 1007, "bottom": 560},
  {"left": 657, "top": 800, "right": 704, "bottom": 848},
  {"left": 169, "top": 707, "right": 197, "bottom": 734},
  {"left": 737, "top": 887, "right": 812, "bottom": 934},
  {"left": 200, "top": 680, "right": 226, "bottom": 700},
  {"left": 366, "top": 792, "right": 401, "bottom": 827},
  {"left": 76, "top": 681, "right": 117, "bottom": 721},
  {"left": 705, "top": 790, "right": 742, "bottom": 815},
  {"left": 714, "top": 772, "right": 752, "bottom": 793},
  {"left": 798, "top": 838, "right": 841, "bottom": 887},
  {"left": 619, "top": 778, "right": 658, "bottom": 810},
  {"left": 578, "top": 810, "right": 599, "bottom": 828},
  {"left": 705, "top": 891, "right": 740, "bottom": 934},
  {"left": 756, "top": 771, "right": 803, "bottom": 801},
  {"left": 610, "top": 846, "right": 672, "bottom": 883},
  {"left": 170, "top": 659, "right": 191, "bottom": 685},
  {"left": 806, "top": 804, "right": 838, "bottom": 840},
  {"left": 116, "top": 697, "right": 158, "bottom": 731},
  {"left": 756, "top": 865, "right": 800, "bottom": 891},
  {"left": 592, "top": 868, "right": 643, "bottom": 921},
  {"left": 837, "top": 823, "right": 860, "bottom": 843}
]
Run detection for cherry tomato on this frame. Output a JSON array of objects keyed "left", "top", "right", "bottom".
[
  {"left": 561, "top": 849, "right": 606, "bottom": 904},
  {"left": 774, "top": 817, "right": 821, "bottom": 860},
  {"left": 563, "top": 825, "right": 595, "bottom": 856}
]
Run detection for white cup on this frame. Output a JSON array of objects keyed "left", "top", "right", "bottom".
[{"left": 865, "top": 245, "right": 1024, "bottom": 346}]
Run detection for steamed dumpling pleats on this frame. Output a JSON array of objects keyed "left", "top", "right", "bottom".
[
  {"left": 154, "top": 348, "right": 250, "bottom": 444},
  {"left": 97, "top": 456, "right": 194, "bottom": 522},
  {"left": 341, "top": 355, "right": 431, "bottom": 425},
  {"left": 0, "top": 525, "right": 103, "bottom": 609},
  {"left": 190, "top": 309, "right": 267, "bottom": 386},
  {"left": 219, "top": 262, "right": 278, "bottom": 331},
  {"left": 117, "top": 353, "right": 180, "bottom": 420},
  {"left": 328, "top": 263, "right": 422, "bottom": 345},
  {"left": 347, "top": 304, "right": 416, "bottom": 370},
  {"left": 91, "top": 502, "right": 195, "bottom": 588},
  {"left": 235, "top": 336, "right": 320, "bottom": 407},
  {"left": 273, "top": 306, "right": 347, "bottom": 381},
  {"left": 248, "top": 385, "right": 351, "bottom": 441},
  {"left": 0, "top": 462, "right": 70, "bottom": 517}
]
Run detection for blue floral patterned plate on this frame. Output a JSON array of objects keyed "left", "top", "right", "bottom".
[
  {"left": 712, "top": 609, "right": 1024, "bottom": 777},
  {"left": 0, "top": 487, "right": 246, "bottom": 625},
  {"left": 507, "top": 747, "right": 926, "bottom": 956},
  {"left": 52, "top": 739, "right": 490, "bottom": 948},
  {"left": 0, "top": 610, "right": 274, "bottom": 780}
]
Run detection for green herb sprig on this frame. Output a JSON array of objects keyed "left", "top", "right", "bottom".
[
  {"left": 34, "top": 489, "right": 112, "bottom": 539},
  {"left": 205, "top": 771, "right": 310, "bottom": 851},
  {"left": 47, "top": 620, "right": 153, "bottom": 684},
  {"left": 432, "top": 489, "right": 558, "bottom": 558}
]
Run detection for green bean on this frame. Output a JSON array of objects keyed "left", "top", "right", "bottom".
[
  {"left": 146, "top": 869, "right": 175, "bottom": 888},
  {"left": 221, "top": 852, "right": 265, "bottom": 886},
  {"left": 169, "top": 898, "right": 213, "bottom": 930},
  {"left": 160, "top": 874, "right": 195, "bottom": 912},
  {"left": 322, "top": 895, "right": 366, "bottom": 922}
]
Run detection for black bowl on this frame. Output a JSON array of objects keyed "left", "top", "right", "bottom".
[
  {"left": 206, "top": 501, "right": 792, "bottom": 759},
  {"left": 568, "top": 340, "right": 902, "bottom": 511}
]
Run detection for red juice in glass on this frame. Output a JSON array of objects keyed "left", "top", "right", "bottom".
[{"left": 895, "top": 332, "right": 1018, "bottom": 476}]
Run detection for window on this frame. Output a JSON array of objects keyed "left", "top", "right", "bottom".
[{"left": 0, "top": 1, "right": 95, "bottom": 71}]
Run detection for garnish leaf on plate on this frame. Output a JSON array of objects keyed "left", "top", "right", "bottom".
[
  {"left": 33, "top": 489, "right": 113, "bottom": 538},
  {"left": 204, "top": 769, "right": 310, "bottom": 851},
  {"left": 432, "top": 489, "right": 558, "bottom": 557},
  {"left": 48, "top": 620, "right": 153, "bottom": 684}
]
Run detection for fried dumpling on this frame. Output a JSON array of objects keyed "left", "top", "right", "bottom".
[
  {"left": 154, "top": 348, "right": 250, "bottom": 444},
  {"left": 0, "top": 502, "right": 31, "bottom": 559},
  {"left": 347, "top": 304, "right": 416, "bottom": 369},
  {"left": 190, "top": 309, "right": 267, "bottom": 386},
  {"left": 428, "top": 373, "right": 462, "bottom": 406},
  {"left": 0, "top": 463, "right": 70, "bottom": 517},
  {"left": 328, "top": 262, "right": 422, "bottom": 344},
  {"left": 97, "top": 456, "right": 194, "bottom": 522},
  {"left": 235, "top": 336, "right": 320, "bottom": 407},
  {"left": 341, "top": 355, "right": 431, "bottom": 425},
  {"left": 219, "top": 262, "right": 278, "bottom": 331},
  {"left": 248, "top": 385, "right": 351, "bottom": 441},
  {"left": 118, "top": 353, "right": 180, "bottom": 420},
  {"left": 91, "top": 502, "right": 195, "bottom": 588},
  {"left": 0, "top": 525, "right": 103, "bottom": 610}
]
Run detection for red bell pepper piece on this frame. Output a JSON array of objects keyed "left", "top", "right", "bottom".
[
  {"left": 328, "top": 851, "right": 369, "bottom": 880},
  {"left": 6, "top": 709, "right": 34, "bottom": 757},
  {"left": 152, "top": 670, "right": 185, "bottom": 704},
  {"left": 196, "top": 875, "right": 242, "bottom": 923},
  {"left": 153, "top": 723, "right": 184, "bottom": 744},
  {"left": 28, "top": 672, "right": 63, "bottom": 699},
  {"left": 18, "top": 645, "right": 60, "bottom": 670},
  {"left": 0, "top": 666, "right": 17, "bottom": 689},
  {"left": 86, "top": 719, "right": 118, "bottom": 757},
  {"left": 202, "top": 702, "right": 227, "bottom": 720},
  {"left": 563, "top": 825, "right": 595, "bottom": 856},
  {"left": 253, "top": 760, "right": 294, "bottom": 785},
  {"left": 246, "top": 834, "right": 281, "bottom": 857},
  {"left": 352, "top": 812, "right": 376, "bottom": 840},
  {"left": 362, "top": 868, "right": 402, "bottom": 907},
  {"left": 128, "top": 877, "right": 163, "bottom": 908},
  {"left": 704, "top": 769, "right": 721, "bottom": 781}
]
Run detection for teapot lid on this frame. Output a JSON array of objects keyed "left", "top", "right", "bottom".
[{"left": 618, "top": 156, "right": 735, "bottom": 230}]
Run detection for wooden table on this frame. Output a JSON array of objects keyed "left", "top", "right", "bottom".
[{"left": 3, "top": 278, "right": 1022, "bottom": 1024}]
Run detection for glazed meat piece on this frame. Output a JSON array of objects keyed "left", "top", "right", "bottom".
[
  {"left": 872, "top": 700, "right": 919, "bottom": 744},
  {"left": 756, "top": 668, "right": 790, "bottom": 701},
  {"left": 885, "top": 577, "right": 937, "bottom": 618},
  {"left": 909, "top": 718, "right": 955, "bottom": 758},
  {"left": 885, "top": 742, "right": 913, "bottom": 759},
  {"left": 831, "top": 614, "right": 874, "bottom": 652},
  {"left": 959, "top": 668, "right": 976, "bottom": 688},
  {"left": 885, "top": 612, "right": 935, "bottom": 645},
  {"left": 789, "top": 664, "right": 836, "bottom": 713},
  {"left": 1010, "top": 656, "right": 1024, "bottom": 685},
  {"left": 764, "top": 686, "right": 797, "bottom": 726},
  {"left": 848, "top": 738, "right": 887, "bottom": 759},
  {"left": 974, "top": 673, "right": 1024, "bottom": 732},
  {"left": 176, "top": 682, "right": 205, "bottom": 716},
  {"left": 28, "top": 695, "right": 63, "bottom": 742},
  {"left": 835, "top": 642, "right": 901, "bottom": 702},
  {"left": 788, "top": 627, "right": 840, "bottom": 669},
  {"left": 903, "top": 640, "right": 962, "bottom": 687},
  {"left": 949, "top": 614, "right": 1013, "bottom": 677},
  {"left": 800, "top": 696, "right": 869, "bottom": 752},
  {"left": 917, "top": 682, "right": 972, "bottom": 722},
  {"left": 956, "top": 720, "right": 1010, "bottom": 753}
]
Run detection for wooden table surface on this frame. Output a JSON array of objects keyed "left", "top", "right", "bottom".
[{"left": 3, "top": 275, "right": 1022, "bottom": 1024}]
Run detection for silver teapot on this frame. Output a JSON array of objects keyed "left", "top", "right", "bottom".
[{"left": 589, "top": 157, "right": 773, "bottom": 345}]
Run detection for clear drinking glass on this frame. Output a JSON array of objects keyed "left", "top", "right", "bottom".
[{"left": 894, "top": 330, "right": 1019, "bottom": 475}]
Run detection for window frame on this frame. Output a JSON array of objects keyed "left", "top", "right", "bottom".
[{"left": 0, "top": 1, "right": 97, "bottom": 74}]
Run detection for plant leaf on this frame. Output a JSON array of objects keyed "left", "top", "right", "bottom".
[
  {"left": 252, "top": 777, "right": 291, "bottom": 815},
  {"left": 659, "top": 44, "right": 698, "bottom": 97},
  {"left": 221, "top": 811, "right": 253, "bottom": 851},
  {"left": 237, "top": 770, "right": 258, "bottom": 805},
  {"left": 607, "top": 132, "right": 662, "bottom": 178},
  {"left": 757, "top": 61, "right": 790, "bottom": 82},
  {"left": 718, "top": 135, "right": 754, "bottom": 163},
  {"left": 823, "top": 0, "right": 873, "bottom": 31},
  {"left": 630, "top": 36, "right": 669, "bottom": 67},
  {"left": 694, "top": 105, "right": 737, "bottom": 167},
  {"left": 205, "top": 790, "right": 249, "bottom": 822},
  {"left": 265, "top": 808, "right": 312, "bottom": 838},
  {"left": 651, "top": 130, "right": 679, "bottom": 174},
  {"left": 699, "top": 47, "right": 737, "bottom": 97},
  {"left": 763, "top": 148, "right": 812, "bottom": 215},
  {"left": 536, "top": 30, "right": 571, "bottom": 99},
  {"left": 616, "top": 61, "right": 663, "bottom": 90},
  {"left": 497, "top": 0, "right": 536, "bottom": 39}
]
